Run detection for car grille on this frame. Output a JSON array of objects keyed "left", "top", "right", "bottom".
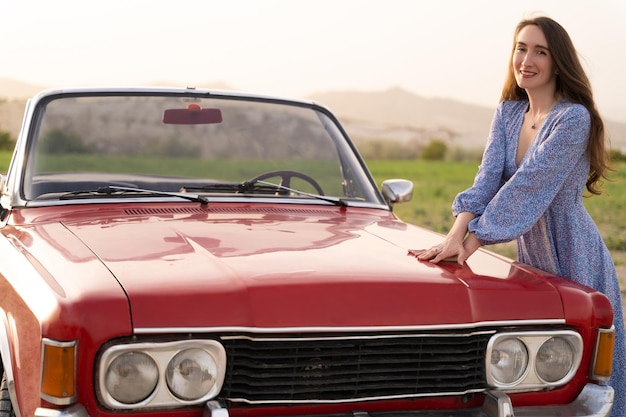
[{"left": 219, "top": 331, "right": 492, "bottom": 404}]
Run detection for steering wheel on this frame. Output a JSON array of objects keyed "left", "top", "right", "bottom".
[{"left": 248, "top": 170, "right": 325, "bottom": 196}]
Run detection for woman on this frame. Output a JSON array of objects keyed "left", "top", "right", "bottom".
[{"left": 418, "top": 16, "right": 624, "bottom": 416}]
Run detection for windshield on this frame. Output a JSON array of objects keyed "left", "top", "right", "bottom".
[{"left": 21, "top": 92, "right": 384, "bottom": 206}]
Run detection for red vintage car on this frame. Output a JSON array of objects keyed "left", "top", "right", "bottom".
[{"left": 0, "top": 87, "right": 615, "bottom": 417}]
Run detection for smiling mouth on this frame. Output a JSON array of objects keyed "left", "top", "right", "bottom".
[{"left": 519, "top": 70, "right": 536, "bottom": 77}]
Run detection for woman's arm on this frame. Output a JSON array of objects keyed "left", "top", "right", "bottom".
[
  {"left": 419, "top": 103, "right": 508, "bottom": 265},
  {"left": 468, "top": 103, "right": 590, "bottom": 245}
]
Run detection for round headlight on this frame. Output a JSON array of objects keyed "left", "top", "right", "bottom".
[
  {"left": 166, "top": 348, "right": 217, "bottom": 401},
  {"left": 536, "top": 337, "right": 574, "bottom": 382},
  {"left": 105, "top": 351, "right": 159, "bottom": 404},
  {"left": 490, "top": 338, "right": 529, "bottom": 385}
]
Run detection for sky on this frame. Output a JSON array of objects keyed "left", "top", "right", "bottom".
[{"left": 1, "top": 0, "right": 625, "bottom": 122}]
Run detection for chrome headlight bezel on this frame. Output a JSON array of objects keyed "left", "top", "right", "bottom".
[
  {"left": 97, "top": 339, "right": 226, "bottom": 410},
  {"left": 486, "top": 331, "right": 583, "bottom": 390}
]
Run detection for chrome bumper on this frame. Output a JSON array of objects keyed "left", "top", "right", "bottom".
[
  {"left": 204, "top": 384, "right": 614, "bottom": 417},
  {"left": 34, "top": 404, "right": 89, "bottom": 417},
  {"left": 508, "top": 384, "right": 613, "bottom": 417}
]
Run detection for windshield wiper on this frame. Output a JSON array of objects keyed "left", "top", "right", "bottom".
[
  {"left": 181, "top": 182, "right": 278, "bottom": 194},
  {"left": 182, "top": 180, "right": 348, "bottom": 207},
  {"left": 59, "top": 186, "right": 209, "bottom": 205},
  {"left": 248, "top": 180, "right": 348, "bottom": 207}
]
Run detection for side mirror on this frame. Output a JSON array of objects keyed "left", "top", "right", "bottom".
[{"left": 381, "top": 179, "right": 413, "bottom": 206}]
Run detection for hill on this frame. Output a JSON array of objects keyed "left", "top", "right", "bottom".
[
  {"left": 309, "top": 87, "right": 494, "bottom": 149},
  {"left": 1, "top": 78, "right": 625, "bottom": 152},
  {"left": 0, "top": 77, "right": 47, "bottom": 99},
  {"left": 309, "top": 87, "right": 626, "bottom": 152}
]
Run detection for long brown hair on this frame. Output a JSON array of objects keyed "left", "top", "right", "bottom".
[{"left": 500, "top": 16, "right": 610, "bottom": 195}]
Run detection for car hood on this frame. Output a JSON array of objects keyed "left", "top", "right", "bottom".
[{"left": 55, "top": 204, "right": 564, "bottom": 330}]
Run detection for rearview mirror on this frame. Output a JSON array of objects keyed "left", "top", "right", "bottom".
[{"left": 162, "top": 104, "right": 223, "bottom": 124}]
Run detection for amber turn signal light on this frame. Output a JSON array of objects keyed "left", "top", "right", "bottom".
[
  {"left": 591, "top": 327, "right": 614, "bottom": 381},
  {"left": 41, "top": 339, "right": 77, "bottom": 404}
]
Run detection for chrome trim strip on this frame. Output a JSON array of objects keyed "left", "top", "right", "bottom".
[
  {"left": 221, "top": 330, "right": 497, "bottom": 342},
  {"left": 134, "top": 319, "right": 565, "bottom": 335},
  {"left": 27, "top": 86, "right": 319, "bottom": 106},
  {"left": 227, "top": 389, "right": 486, "bottom": 405},
  {"left": 24, "top": 196, "right": 388, "bottom": 210},
  {"left": 215, "top": 384, "right": 615, "bottom": 416}
]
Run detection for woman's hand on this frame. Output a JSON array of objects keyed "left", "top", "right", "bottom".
[
  {"left": 417, "top": 237, "right": 464, "bottom": 264},
  {"left": 417, "top": 232, "right": 482, "bottom": 265}
]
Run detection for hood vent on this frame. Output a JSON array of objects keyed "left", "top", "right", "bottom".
[
  {"left": 124, "top": 207, "right": 209, "bottom": 216},
  {"left": 124, "top": 206, "right": 334, "bottom": 216}
]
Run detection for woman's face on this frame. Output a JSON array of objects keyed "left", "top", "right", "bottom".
[{"left": 512, "top": 24, "right": 558, "bottom": 93}]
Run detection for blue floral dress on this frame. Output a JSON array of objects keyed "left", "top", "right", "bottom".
[{"left": 453, "top": 98, "right": 625, "bottom": 416}]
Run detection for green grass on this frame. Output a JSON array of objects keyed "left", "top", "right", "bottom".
[
  {"left": 33, "top": 154, "right": 339, "bottom": 178},
  {"left": 0, "top": 151, "right": 12, "bottom": 170},
  {"left": 367, "top": 160, "right": 477, "bottom": 233}
]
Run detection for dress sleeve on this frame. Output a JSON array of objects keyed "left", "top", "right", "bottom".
[
  {"left": 467, "top": 104, "right": 590, "bottom": 245},
  {"left": 452, "top": 103, "right": 507, "bottom": 217}
]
